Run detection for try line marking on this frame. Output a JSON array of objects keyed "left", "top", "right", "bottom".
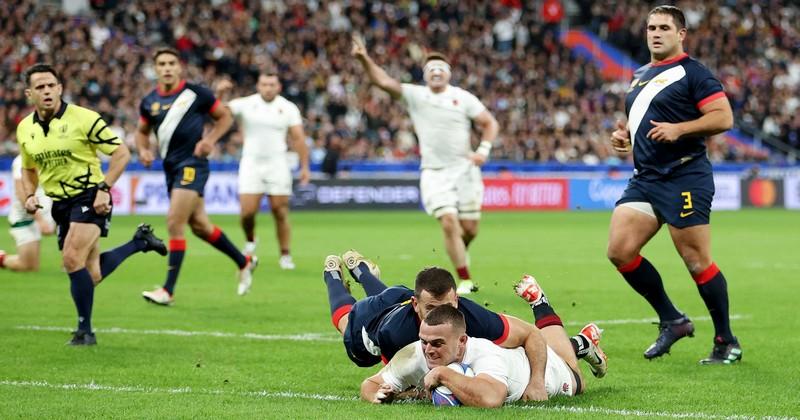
[
  {"left": 0, "top": 379, "right": 792, "bottom": 419},
  {"left": 15, "top": 314, "right": 750, "bottom": 342}
]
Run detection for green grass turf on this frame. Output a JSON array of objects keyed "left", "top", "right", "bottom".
[{"left": 1, "top": 209, "right": 798, "bottom": 418}]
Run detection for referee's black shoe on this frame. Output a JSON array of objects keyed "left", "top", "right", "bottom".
[
  {"left": 134, "top": 223, "right": 167, "bottom": 256},
  {"left": 644, "top": 315, "right": 695, "bottom": 359}
]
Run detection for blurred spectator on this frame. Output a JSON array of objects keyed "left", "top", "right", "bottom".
[{"left": 0, "top": 0, "right": 796, "bottom": 165}]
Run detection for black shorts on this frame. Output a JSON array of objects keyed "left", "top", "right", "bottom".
[
  {"left": 164, "top": 157, "right": 210, "bottom": 197},
  {"left": 51, "top": 187, "right": 112, "bottom": 250},
  {"left": 343, "top": 286, "right": 414, "bottom": 367},
  {"left": 617, "top": 160, "right": 714, "bottom": 228}
]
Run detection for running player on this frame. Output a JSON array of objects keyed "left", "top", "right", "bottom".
[
  {"left": 136, "top": 48, "right": 257, "bottom": 305},
  {"left": 351, "top": 36, "right": 500, "bottom": 295}
]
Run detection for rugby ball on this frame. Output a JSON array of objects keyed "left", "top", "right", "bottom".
[{"left": 431, "top": 362, "right": 475, "bottom": 407}]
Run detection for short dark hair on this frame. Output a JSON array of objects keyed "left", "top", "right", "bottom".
[
  {"left": 648, "top": 5, "right": 686, "bottom": 30},
  {"left": 424, "top": 51, "right": 450, "bottom": 65},
  {"left": 424, "top": 304, "right": 466, "bottom": 333},
  {"left": 414, "top": 267, "right": 456, "bottom": 298},
  {"left": 24, "top": 63, "right": 60, "bottom": 85},
  {"left": 153, "top": 47, "right": 180, "bottom": 62},
  {"left": 259, "top": 71, "right": 281, "bottom": 83}
]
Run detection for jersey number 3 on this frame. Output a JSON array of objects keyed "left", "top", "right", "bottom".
[{"left": 680, "top": 192, "right": 694, "bottom": 218}]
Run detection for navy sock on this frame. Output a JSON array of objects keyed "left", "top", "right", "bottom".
[
  {"left": 99, "top": 239, "right": 145, "bottom": 279},
  {"left": 526, "top": 292, "right": 563, "bottom": 329},
  {"left": 68, "top": 268, "right": 94, "bottom": 333},
  {"left": 325, "top": 271, "right": 356, "bottom": 316},
  {"left": 694, "top": 263, "right": 735, "bottom": 343},
  {"left": 203, "top": 226, "right": 247, "bottom": 268},
  {"left": 618, "top": 255, "right": 683, "bottom": 322},
  {"left": 163, "top": 239, "right": 186, "bottom": 295},
  {"left": 350, "top": 263, "right": 387, "bottom": 297}
]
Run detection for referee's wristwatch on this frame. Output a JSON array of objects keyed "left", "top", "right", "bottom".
[{"left": 97, "top": 181, "right": 112, "bottom": 192}]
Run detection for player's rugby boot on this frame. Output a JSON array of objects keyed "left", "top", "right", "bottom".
[
  {"left": 134, "top": 223, "right": 167, "bottom": 256},
  {"left": 579, "top": 323, "right": 608, "bottom": 378},
  {"left": 324, "top": 255, "right": 349, "bottom": 293},
  {"left": 238, "top": 256, "right": 258, "bottom": 296},
  {"left": 644, "top": 316, "right": 695, "bottom": 359},
  {"left": 342, "top": 249, "right": 381, "bottom": 281},
  {"left": 699, "top": 337, "right": 742, "bottom": 365}
]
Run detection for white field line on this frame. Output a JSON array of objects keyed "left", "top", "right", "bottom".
[
  {"left": 15, "top": 314, "right": 750, "bottom": 343},
  {"left": 563, "top": 313, "right": 750, "bottom": 327},
  {"left": 14, "top": 325, "right": 340, "bottom": 342},
  {"left": 0, "top": 379, "right": 794, "bottom": 420}
]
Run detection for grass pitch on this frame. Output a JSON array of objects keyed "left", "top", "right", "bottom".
[{"left": 1, "top": 210, "right": 798, "bottom": 418}]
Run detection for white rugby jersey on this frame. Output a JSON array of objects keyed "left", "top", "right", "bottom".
[
  {"left": 401, "top": 84, "right": 486, "bottom": 169},
  {"left": 228, "top": 94, "right": 302, "bottom": 159},
  {"left": 381, "top": 337, "right": 571, "bottom": 404}
]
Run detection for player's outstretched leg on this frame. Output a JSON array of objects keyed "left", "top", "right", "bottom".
[
  {"left": 100, "top": 223, "right": 166, "bottom": 279},
  {"left": 342, "top": 249, "right": 386, "bottom": 296},
  {"left": 324, "top": 255, "right": 356, "bottom": 334},
  {"left": 576, "top": 323, "right": 608, "bottom": 378}
]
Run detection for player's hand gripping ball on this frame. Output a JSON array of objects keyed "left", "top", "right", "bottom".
[{"left": 431, "top": 363, "right": 475, "bottom": 406}]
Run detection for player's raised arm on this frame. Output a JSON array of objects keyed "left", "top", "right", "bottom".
[
  {"left": 135, "top": 119, "right": 155, "bottom": 168},
  {"left": 351, "top": 34, "right": 402, "bottom": 99},
  {"left": 497, "top": 315, "right": 548, "bottom": 401}
]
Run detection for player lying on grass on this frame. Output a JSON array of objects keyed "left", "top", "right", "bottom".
[
  {"left": 322, "top": 251, "right": 606, "bottom": 401},
  {"left": 360, "top": 277, "right": 604, "bottom": 406}
]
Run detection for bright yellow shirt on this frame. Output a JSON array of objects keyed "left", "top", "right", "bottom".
[{"left": 17, "top": 102, "right": 120, "bottom": 200}]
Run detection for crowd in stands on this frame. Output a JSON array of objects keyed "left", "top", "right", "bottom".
[{"left": 0, "top": 0, "right": 797, "bottom": 166}]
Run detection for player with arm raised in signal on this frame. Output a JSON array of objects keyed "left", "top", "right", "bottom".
[{"left": 351, "top": 36, "right": 499, "bottom": 295}]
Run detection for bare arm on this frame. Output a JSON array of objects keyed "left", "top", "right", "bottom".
[
  {"left": 470, "top": 110, "right": 500, "bottom": 166},
  {"left": 93, "top": 143, "right": 130, "bottom": 215},
  {"left": 648, "top": 97, "right": 733, "bottom": 142},
  {"left": 424, "top": 368, "right": 507, "bottom": 408},
  {"left": 289, "top": 124, "right": 311, "bottom": 185},
  {"left": 194, "top": 103, "right": 233, "bottom": 157},
  {"left": 21, "top": 168, "right": 40, "bottom": 214},
  {"left": 351, "top": 35, "right": 402, "bottom": 99},
  {"left": 497, "top": 315, "right": 548, "bottom": 401},
  {"left": 135, "top": 119, "right": 155, "bottom": 167}
]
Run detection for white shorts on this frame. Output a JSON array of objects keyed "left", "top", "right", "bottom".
[
  {"left": 9, "top": 221, "right": 41, "bottom": 246},
  {"left": 238, "top": 157, "right": 293, "bottom": 196},
  {"left": 420, "top": 164, "right": 483, "bottom": 219},
  {"left": 544, "top": 346, "right": 577, "bottom": 397}
]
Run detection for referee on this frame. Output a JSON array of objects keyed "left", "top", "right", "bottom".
[{"left": 17, "top": 63, "right": 167, "bottom": 346}]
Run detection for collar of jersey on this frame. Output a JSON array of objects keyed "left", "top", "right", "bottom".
[
  {"left": 157, "top": 79, "right": 186, "bottom": 96},
  {"left": 33, "top": 101, "right": 68, "bottom": 125},
  {"left": 651, "top": 52, "right": 689, "bottom": 67}
]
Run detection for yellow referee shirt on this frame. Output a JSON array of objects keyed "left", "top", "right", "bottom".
[{"left": 16, "top": 102, "right": 121, "bottom": 200}]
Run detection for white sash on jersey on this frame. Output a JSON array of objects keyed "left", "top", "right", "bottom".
[
  {"left": 156, "top": 89, "right": 198, "bottom": 159},
  {"left": 627, "top": 65, "right": 687, "bottom": 146}
]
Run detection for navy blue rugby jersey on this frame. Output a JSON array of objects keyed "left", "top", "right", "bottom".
[
  {"left": 373, "top": 296, "right": 509, "bottom": 362},
  {"left": 139, "top": 80, "right": 220, "bottom": 169},
  {"left": 625, "top": 53, "right": 727, "bottom": 178}
]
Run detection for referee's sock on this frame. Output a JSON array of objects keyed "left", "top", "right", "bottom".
[
  {"left": 99, "top": 240, "right": 145, "bottom": 279},
  {"left": 68, "top": 268, "right": 94, "bottom": 333},
  {"left": 618, "top": 255, "right": 683, "bottom": 322},
  {"left": 202, "top": 226, "right": 247, "bottom": 268},
  {"left": 163, "top": 239, "right": 186, "bottom": 295},
  {"left": 694, "top": 262, "right": 735, "bottom": 343}
]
